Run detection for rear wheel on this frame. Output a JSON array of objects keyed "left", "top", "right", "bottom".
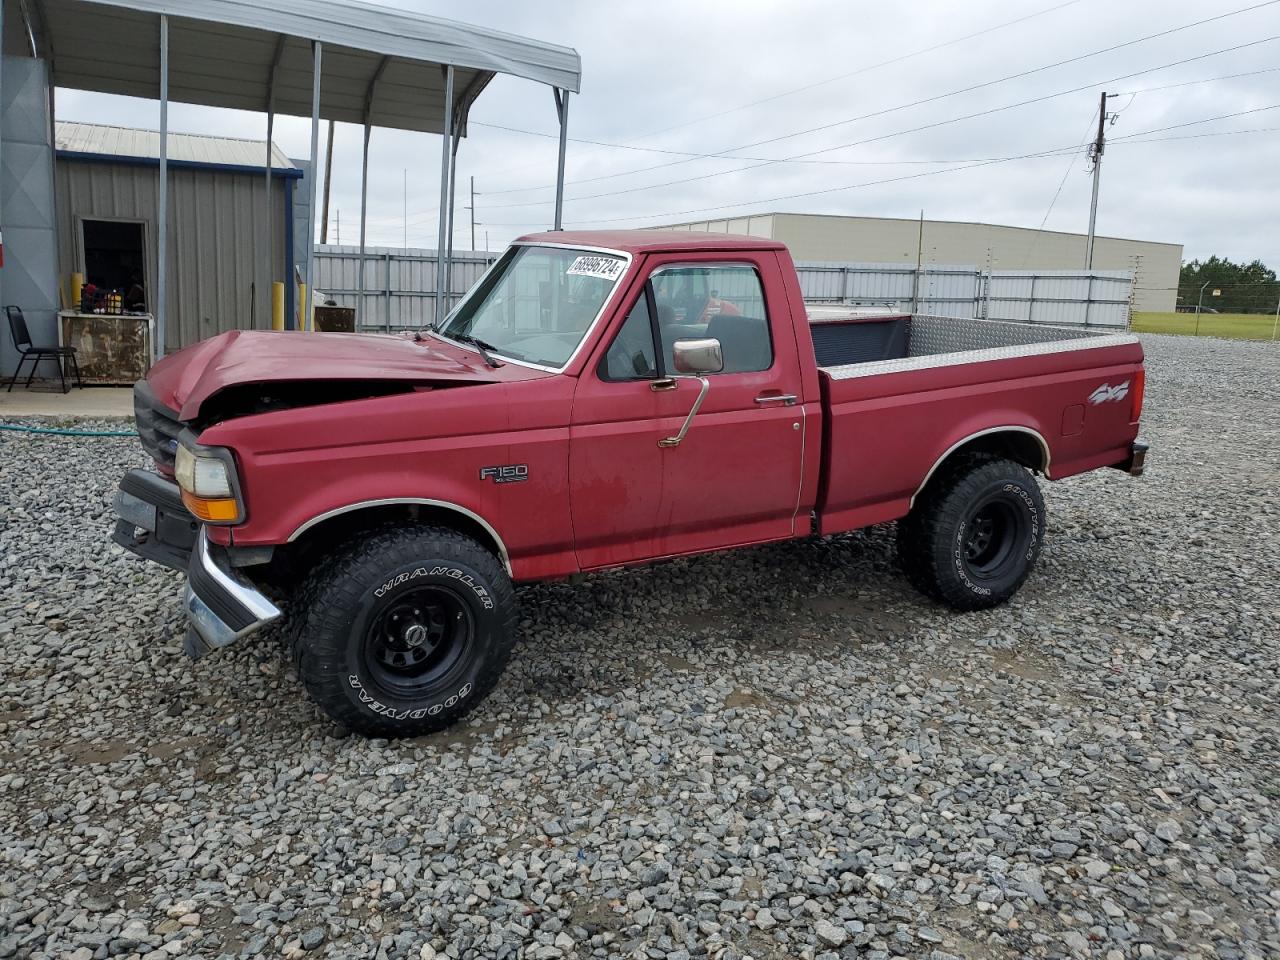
[
  {"left": 897, "top": 454, "right": 1045, "bottom": 610},
  {"left": 291, "top": 526, "right": 517, "bottom": 737}
]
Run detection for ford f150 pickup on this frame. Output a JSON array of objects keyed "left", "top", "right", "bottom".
[{"left": 112, "top": 230, "right": 1148, "bottom": 736}]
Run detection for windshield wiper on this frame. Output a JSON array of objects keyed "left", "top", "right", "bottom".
[{"left": 452, "top": 333, "right": 504, "bottom": 368}]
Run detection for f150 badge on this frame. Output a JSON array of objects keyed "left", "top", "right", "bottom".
[
  {"left": 480, "top": 464, "right": 528, "bottom": 484},
  {"left": 1088, "top": 380, "right": 1130, "bottom": 405}
]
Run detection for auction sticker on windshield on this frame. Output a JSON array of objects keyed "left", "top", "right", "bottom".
[{"left": 566, "top": 255, "right": 626, "bottom": 281}]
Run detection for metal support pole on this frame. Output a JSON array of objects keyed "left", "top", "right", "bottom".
[
  {"left": 0, "top": 6, "right": 5, "bottom": 272},
  {"left": 1085, "top": 91, "right": 1107, "bottom": 270},
  {"left": 1195, "top": 280, "right": 1209, "bottom": 336},
  {"left": 358, "top": 56, "right": 387, "bottom": 334},
  {"left": 470, "top": 176, "right": 476, "bottom": 252},
  {"left": 304, "top": 41, "right": 322, "bottom": 332},
  {"left": 264, "top": 35, "right": 284, "bottom": 330},
  {"left": 156, "top": 13, "right": 169, "bottom": 358},
  {"left": 910, "top": 210, "right": 924, "bottom": 314},
  {"left": 552, "top": 89, "right": 570, "bottom": 230},
  {"left": 445, "top": 118, "right": 460, "bottom": 312},
  {"left": 435, "top": 65, "right": 455, "bottom": 327},
  {"left": 320, "top": 120, "right": 334, "bottom": 244},
  {"left": 360, "top": 121, "right": 372, "bottom": 330},
  {"left": 1272, "top": 292, "right": 1279, "bottom": 341},
  {"left": 264, "top": 113, "right": 274, "bottom": 326},
  {"left": 384, "top": 250, "right": 392, "bottom": 331}
]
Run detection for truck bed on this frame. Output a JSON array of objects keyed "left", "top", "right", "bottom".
[
  {"left": 809, "top": 312, "right": 1144, "bottom": 537},
  {"left": 806, "top": 310, "right": 1135, "bottom": 373}
]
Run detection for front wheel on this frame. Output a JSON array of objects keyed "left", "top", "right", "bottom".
[
  {"left": 291, "top": 527, "right": 517, "bottom": 737},
  {"left": 896, "top": 454, "right": 1046, "bottom": 611}
]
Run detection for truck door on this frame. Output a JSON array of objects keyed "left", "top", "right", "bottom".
[
  {"left": 570, "top": 255, "right": 806, "bottom": 569},
  {"left": 648, "top": 258, "right": 806, "bottom": 556},
  {"left": 569, "top": 293, "right": 670, "bottom": 569}
]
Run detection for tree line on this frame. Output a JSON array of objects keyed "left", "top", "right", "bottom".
[{"left": 1178, "top": 257, "right": 1277, "bottom": 313}]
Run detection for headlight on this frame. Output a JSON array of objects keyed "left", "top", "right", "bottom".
[{"left": 175, "top": 442, "right": 243, "bottom": 524}]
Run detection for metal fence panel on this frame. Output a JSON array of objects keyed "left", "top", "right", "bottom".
[
  {"left": 311, "top": 248, "right": 1133, "bottom": 333},
  {"left": 314, "top": 245, "right": 498, "bottom": 330},
  {"left": 796, "top": 260, "right": 1133, "bottom": 329}
]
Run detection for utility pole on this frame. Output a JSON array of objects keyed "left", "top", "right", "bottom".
[
  {"left": 1084, "top": 91, "right": 1108, "bottom": 270},
  {"left": 403, "top": 169, "right": 408, "bottom": 248},
  {"left": 320, "top": 120, "right": 334, "bottom": 244},
  {"left": 469, "top": 176, "right": 476, "bottom": 252}
]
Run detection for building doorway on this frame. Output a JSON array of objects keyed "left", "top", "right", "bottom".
[{"left": 81, "top": 219, "right": 147, "bottom": 310}]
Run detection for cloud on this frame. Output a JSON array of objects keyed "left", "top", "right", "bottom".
[{"left": 51, "top": 0, "right": 1280, "bottom": 264}]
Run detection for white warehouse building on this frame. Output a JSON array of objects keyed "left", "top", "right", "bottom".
[{"left": 656, "top": 212, "right": 1182, "bottom": 313}]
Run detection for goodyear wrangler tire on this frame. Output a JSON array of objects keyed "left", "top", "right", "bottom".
[
  {"left": 896, "top": 454, "right": 1045, "bottom": 611},
  {"left": 291, "top": 527, "right": 517, "bottom": 738}
]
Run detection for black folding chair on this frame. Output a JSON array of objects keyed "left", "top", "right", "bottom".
[{"left": 6, "top": 305, "right": 82, "bottom": 393}]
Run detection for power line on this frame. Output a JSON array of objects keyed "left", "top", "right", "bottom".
[
  {"left": 1112, "top": 66, "right": 1280, "bottom": 96},
  {"left": 474, "top": 0, "right": 1083, "bottom": 181},
  {"left": 480, "top": 40, "right": 1279, "bottom": 212},
  {"left": 465, "top": 122, "right": 1280, "bottom": 229},
  {"left": 564, "top": 104, "right": 1280, "bottom": 227},
  {"left": 627, "top": 0, "right": 1084, "bottom": 141},
  {"left": 1022, "top": 107, "right": 1101, "bottom": 268},
  {"left": 1115, "top": 124, "right": 1279, "bottom": 145},
  {"left": 391, "top": 103, "right": 1279, "bottom": 234},
  {"left": 472, "top": 65, "right": 1280, "bottom": 171},
  {"left": 481, "top": 0, "right": 1280, "bottom": 197}
]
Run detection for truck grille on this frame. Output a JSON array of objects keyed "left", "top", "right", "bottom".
[{"left": 133, "top": 380, "right": 183, "bottom": 471}]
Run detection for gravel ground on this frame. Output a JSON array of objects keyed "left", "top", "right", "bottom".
[{"left": 1, "top": 333, "right": 1278, "bottom": 960}]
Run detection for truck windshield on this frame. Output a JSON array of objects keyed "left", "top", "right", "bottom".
[{"left": 437, "top": 245, "right": 628, "bottom": 368}]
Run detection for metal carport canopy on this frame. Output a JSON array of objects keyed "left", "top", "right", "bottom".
[
  {"left": 37, "top": 0, "right": 580, "bottom": 131},
  {"left": 22, "top": 0, "right": 581, "bottom": 351}
]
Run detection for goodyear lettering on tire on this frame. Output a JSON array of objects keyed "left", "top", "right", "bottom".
[{"left": 348, "top": 675, "right": 473, "bottom": 720}]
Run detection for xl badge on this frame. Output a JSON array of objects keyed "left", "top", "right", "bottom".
[{"left": 480, "top": 464, "right": 528, "bottom": 484}]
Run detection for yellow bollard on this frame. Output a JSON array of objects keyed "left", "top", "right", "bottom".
[
  {"left": 71, "top": 272, "right": 84, "bottom": 310},
  {"left": 271, "top": 281, "right": 285, "bottom": 331},
  {"left": 297, "top": 281, "right": 308, "bottom": 331}
]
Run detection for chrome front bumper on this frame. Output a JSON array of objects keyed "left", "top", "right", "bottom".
[
  {"left": 113, "top": 469, "right": 280, "bottom": 659},
  {"left": 183, "top": 530, "right": 282, "bottom": 659}
]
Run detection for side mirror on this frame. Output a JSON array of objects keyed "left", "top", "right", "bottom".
[
  {"left": 658, "top": 339, "right": 722, "bottom": 449},
  {"left": 672, "top": 338, "right": 724, "bottom": 375}
]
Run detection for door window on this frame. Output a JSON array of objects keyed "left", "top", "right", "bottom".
[
  {"left": 600, "top": 296, "right": 659, "bottom": 381},
  {"left": 649, "top": 265, "right": 772, "bottom": 374}
]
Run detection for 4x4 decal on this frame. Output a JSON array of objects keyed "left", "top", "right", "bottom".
[{"left": 1088, "top": 380, "right": 1130, "bottom": 405}]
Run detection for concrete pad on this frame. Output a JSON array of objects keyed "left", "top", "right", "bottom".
[{"left": 0, "top": 385, "right": 134, "bottom": 419}]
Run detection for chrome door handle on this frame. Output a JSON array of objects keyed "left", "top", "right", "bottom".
[{"left": 754, "top": 393, "right": 797, "bottom": 406}]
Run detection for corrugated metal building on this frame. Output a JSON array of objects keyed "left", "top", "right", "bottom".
[
  {"left": 53, "top": 122, "right": 306, "bottom": 350},
  {"left": 656, "top": 212, "right": 1182, "bottom": 312}
]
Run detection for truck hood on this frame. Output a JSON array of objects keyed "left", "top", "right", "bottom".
[{"left": 148, "top": 330, "right": 540, "bottom": 420}]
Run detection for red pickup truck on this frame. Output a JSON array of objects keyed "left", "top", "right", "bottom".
[{"left": 113, "top": 230, "right": 1147, "bottom": 736}]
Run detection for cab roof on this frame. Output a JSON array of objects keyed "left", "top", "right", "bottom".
[{"left": 514, "top": 230, "right": 786, "bottom": 255}]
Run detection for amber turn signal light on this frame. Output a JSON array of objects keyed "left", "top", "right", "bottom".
[{"left": 181, "top": 489, "right": 242, "bottom": 523}]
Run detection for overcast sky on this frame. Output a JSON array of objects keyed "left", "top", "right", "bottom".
[{"left": 53, "top": 0, "right": 1280, "bottom": 264}]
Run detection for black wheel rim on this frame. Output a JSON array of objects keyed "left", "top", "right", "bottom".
[
  {"left": 962, "top": 498, "right": 1020, "bottom": 579},
  {"left": 362, "top": 586, "right": 473, "bottom": 698}
]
